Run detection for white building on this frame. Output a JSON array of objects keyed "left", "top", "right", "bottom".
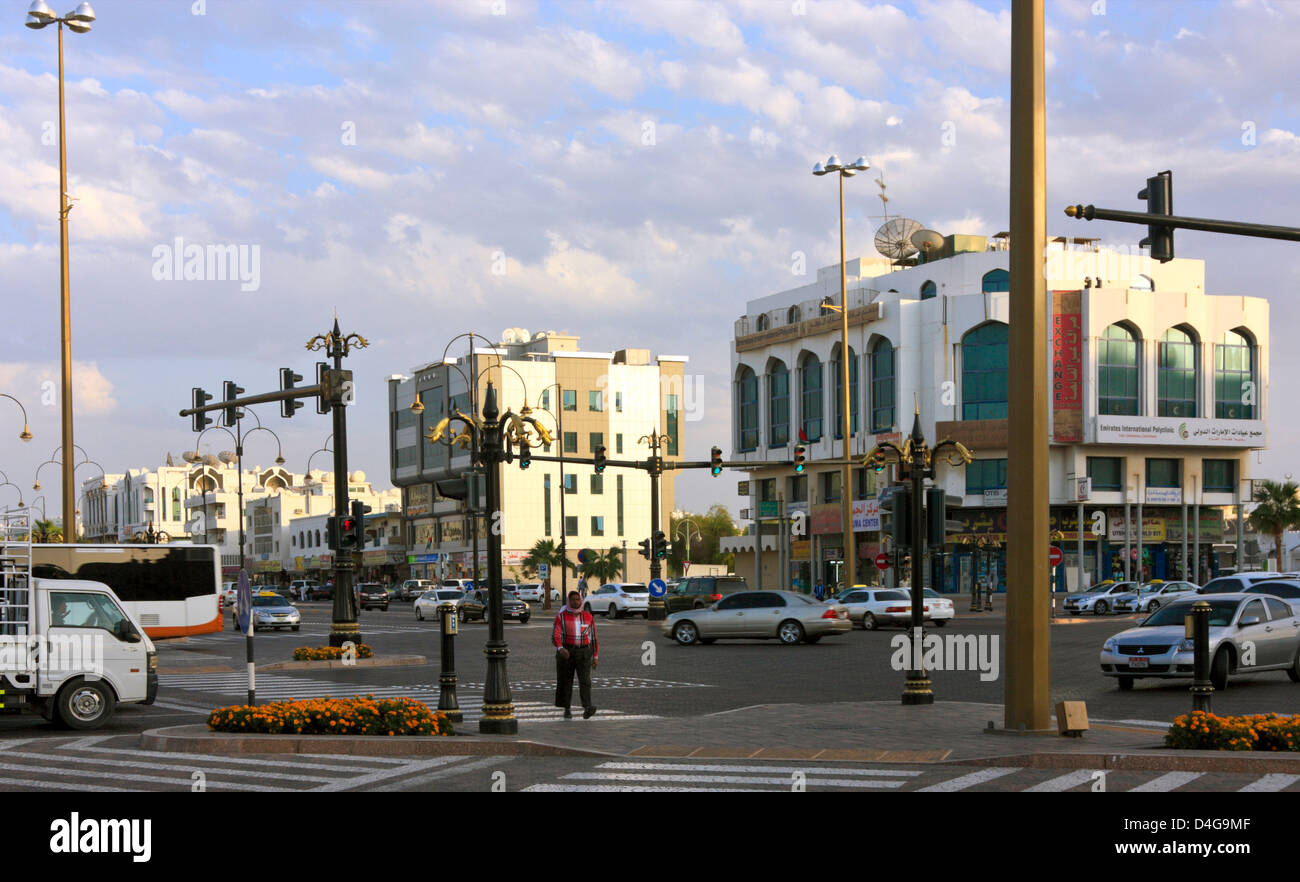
[
  {"left": 388, "top": 329, "right": 688, "bottom": 583},
  {"left": 726, "top": 234, "right": 1268, "bottom": 593}
]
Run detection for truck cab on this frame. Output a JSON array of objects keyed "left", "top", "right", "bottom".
[{"left": 2, "top": 518, "right": 157, "bottom": 729}]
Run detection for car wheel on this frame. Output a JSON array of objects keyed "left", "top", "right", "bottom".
[
  {"left": 520, "top": 615, "right": 530, "bottom": 625},
  {"left": 1147, "top": 600, "right": 1160, "bottom": 612},
  {"left": 1210, "top": 648, "right": 1231, "bottom": 691},
  {"left": 416, "top": 608, "right": 424, "bottom": 621},
  {"left": 1117, "top": 676, "right": 1134, "bottom": 691},
  {"left": 608, "top": 604, "right": 618, "bottom": 619},
  {"left": 291, "top": 625, "right": 299, "bottom": 632},
  {"left": 778, "top": 620, "right": 804, "bottom": 645},
  {"left": 1094, "top": 600, "right": 1109, "bottom": 615},
  {"left": 673, "top": 621, "right": 699, "bottom": 646},
  {"left": 935, "top": 619, "right": 948, "bottom": 628},
  {"left": 862, "top": 613, "right": 878, "bottom": 631},
  {"left": 56, "top": 679, "right": 115, "bottom": 730},
  {"left": 459, "top": 608, "right": 468, "bottom": 624},
  {"left": 1288, "top": 650, "right": 1300, "bottom": 683}
]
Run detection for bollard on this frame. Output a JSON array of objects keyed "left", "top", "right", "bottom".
[
  {"left": 1188, "top": 600, "right": 1213, "bottom": 713},
  {"left": 437, "top": 603, "right": 463, "bottom": 723}
]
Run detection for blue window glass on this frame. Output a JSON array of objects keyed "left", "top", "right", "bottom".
[
  {"left": 981, "top": 269, "right": 1009, "bottom": 293},
  {"left": 1158, "top": 327, "right": 1198, "bottom": 418},
  {"left": 799, "top": 355, "right": 823, "bottom": 442},
  {"left": 1098, "top": 323, "right": 1138, "bottom": 416},
  {"left": 962, "top": 323, "right": 1009, "bottom": 420},
  {"left": 870, "top": 339, "right": 895, "bottom": 433},
  {"left": 1215, "top": 330, "right": 1254, "bottom": 419},
  {"left": 768, "top": 362, "right": 789, "bottom": 447}
]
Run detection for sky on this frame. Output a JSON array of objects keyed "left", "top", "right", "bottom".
[{"left": 3, "top": 0, "right": 1300, "bottom": 525}]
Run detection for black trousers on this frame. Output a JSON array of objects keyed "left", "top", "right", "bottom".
[{"left": 555, "top": 644, "right": 593, "bottom": 710}]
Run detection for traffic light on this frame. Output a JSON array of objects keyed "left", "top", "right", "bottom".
[
  {"left": 594, "top": 445, "right": 607, "bottom": 474},
  {"left": 652, "top": 530, "right": 667, "bottom": 559},
  {"left": 351, "top": 499, "right": 371, "bottom": 549},
  {"left": 710, "top": 446, "right": 723, "bottom": 476},
  {"left": 338, "top": 513, "right": 358, "bottom": 550},
  {"left": 315, "top": 362, "right": 332, "bottom": 415},
  {"left": 794, "top": 444, "right": 805, "bottom": 473},
  {"left": 325, "top": 516, "right": 338, "bottom": 550},
  {"left": 1138, "top": 170, "right": 1174, "bottom": 263},
  {"left": 223, "top": 380, "right": 245, "bottom": 427},
  {"left": 280, "top": 368, "right": 304, "bottom": 418},
  {"left": 191, "top": 387, "right": 213, "bottom": 433},
  {"left": 638, "top": 538, "right": 651, "bottom": 559},
  {"left": 885, "top": 485, "right": 912, "bottom": 548},
  {"left": 518, "top": 438, "right": 531, "bottom": 470}
]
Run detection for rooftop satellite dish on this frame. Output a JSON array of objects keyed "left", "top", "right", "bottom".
[
  {"left": 874, "top": 218, "right": 924, "bottom": 260},
  {"left": 910, "top": 228, "right": 944, "bottom": 254}
]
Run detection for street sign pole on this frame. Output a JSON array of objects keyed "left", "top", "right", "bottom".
[{"left": 237, "top": 569, "right": 254, "bottom": 706}]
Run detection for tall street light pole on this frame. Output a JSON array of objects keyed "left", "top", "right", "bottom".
[
  {"left": 25, "top": 2, "right": 96, "bottom": 543},
  {"left": 1006, "top": 0, "right": 1051, "bottom": 731},
  {"left": 815, "top": 154, "right": 870, "bottom": 592}
]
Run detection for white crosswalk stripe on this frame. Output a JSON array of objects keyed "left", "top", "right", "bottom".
[
  {"left": 1129, "top": 771, "right": 1204, "bottom": 792},
  {"left": 1238, "top": 774, "right": 1299, "bottom": 792},
  {"left": 917, "top": 767, "right": 1020, "bottom": 792},
  {"left": 524, "top": 760, "right": 921, "bottom": 792},
  {"left": 1023, "top": 770, "right": 1102, "bottom": 792},
  {"left": 156, "top": 672, "right": 658, "bottom": 723}
]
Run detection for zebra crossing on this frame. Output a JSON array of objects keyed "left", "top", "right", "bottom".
[
  {"left": 156, "top": 672, "right": 660, "bottom": 724},
  {"left": 521, "top": 759, "right": 1300, "bottom": 792},
  {"left": 0, "top": 735, "right": 504, "bottom": 792}
]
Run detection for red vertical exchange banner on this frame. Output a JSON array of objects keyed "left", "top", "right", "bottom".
[{"left": 1052, "top": 290, "right": 1082, "bottom": 442}]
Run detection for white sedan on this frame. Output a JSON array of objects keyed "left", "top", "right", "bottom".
[
  {"left": 585, "top": 582, "right": 649, "bottom": 618},
  {"left": 837, "top": 587, "right": 944, "bottom": 630},
  {"left": 921, "top": 588, "right": 955, "bottom": 625},
  {"left": 413, "top": 588, "right": 469, "bottom": 621}
]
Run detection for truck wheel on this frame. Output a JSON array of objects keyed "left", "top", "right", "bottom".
[{"left": 56, "top": 680, "right": 115, "bottom": 730}]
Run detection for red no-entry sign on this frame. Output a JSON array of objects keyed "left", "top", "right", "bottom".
[
  {"left": 1049, "top": 546, "right": 1064, "bottom": 567},
  {"left": 874, "top": 553, "right": 890, "bottom": 571}
]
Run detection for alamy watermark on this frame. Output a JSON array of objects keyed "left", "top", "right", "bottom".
[
  {"left": 151, "top": 236, "right": 261, "bottom": 292},
  {"left": 889, "top": 628, "right": 999, "bottom": 682},
  {"left": 0, "top": 634, "right": 105, "bottom": 677}
]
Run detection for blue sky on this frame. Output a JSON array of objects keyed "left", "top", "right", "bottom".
[{"left": 2, "top": 0, "right": 1300, "bottom": 520}]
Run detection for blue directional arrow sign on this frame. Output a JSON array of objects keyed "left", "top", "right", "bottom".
[{"left": 648, "top": 578, "right": 668, "bottom": 598}]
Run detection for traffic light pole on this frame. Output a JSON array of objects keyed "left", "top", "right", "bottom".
[
  {"left": 648, "top": 446, "right": 664, "bottom": 620},
  {"left": 1065, "top": 203, "right": 1300, "bottom": 243}
]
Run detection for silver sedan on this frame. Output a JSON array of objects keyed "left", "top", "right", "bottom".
[{"left": 662, "top": 590, "right": 851, "bottom": 646}]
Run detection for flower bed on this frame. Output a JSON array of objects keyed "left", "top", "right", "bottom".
[
  {"left": 292, "top": 644, "right": 374, "bottom": 661},
  {"left": 1166, "top": 711, "right": 1299, "bottom": 751},
  {"left": 208, "top": 696, "right": 453, "bottom": 736}
]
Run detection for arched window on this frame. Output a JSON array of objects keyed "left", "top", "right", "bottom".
[
  {"left": 831, "top": 345, "right": 859, "bottom": 438},
  {"left": 767, "top": 361, "right": 789, "bottom": 447},
  {"left": 171, "top": 487, "right": 181, "bottom": 521},
  {"left": 315, "top": 529, "right": 321, "bottom": 547},
  {"left": 981, "top": 268, "right": 1009, "bottom": 293},
  {"left": 736, "top": 366, "right": 759, "bottom": 452},
  {"left": 920, "top": 280, "right": 937, "bottom": 300},
  {"left": 756, "top": 313, "right": 770, "bottom": 331},
  {"left": 1215, "top": 330, "right": 1255, "bottom": 419},
  {"left": 870, "top": 339, "right": 895, "bottom": 433},
  {"left": 291, "top": 534, "right": 296, "bottom": 548},
  {"left": 1158, "top": 326, "right": 1198, "bottom": 417},
  {"left": 962, "top": 323, "right": 1009, "bottom": 420},
  {"left": 787, "top": 306, "right": 802, "bottom": 325},
  {"left": 799, "top": 353, "right": 824, "bottom": 442},
  {"left": 1098, "top": 323, "right": 1139, "bottom": 415},
  {"left": 1129, "top": 274, "right": 1153, "bottom": 291}
]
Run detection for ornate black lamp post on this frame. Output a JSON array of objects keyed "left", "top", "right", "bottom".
[
  {"left": 428, "top": 380, "right": 549, "bottom": 734},
  {"left": 865, "top": 410, "right": 971, "bottom": 705}
]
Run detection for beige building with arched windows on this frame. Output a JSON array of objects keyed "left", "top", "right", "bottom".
[{"left": 728, "top": 234, "right": 1269, "bottom": 594}]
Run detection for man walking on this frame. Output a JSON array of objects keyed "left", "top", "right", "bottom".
[{"left": 552, "top": 589, "right": 598, "bottom": 719}]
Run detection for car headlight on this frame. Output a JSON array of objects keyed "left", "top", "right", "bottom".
[
  {"left": 1102, "top": 638, "right": 1116, "bottom": 652},
  {"left": 1178, "top": 638, "right": 1195, "bottom": 651}
]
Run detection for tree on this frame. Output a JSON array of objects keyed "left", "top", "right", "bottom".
[
  {"left": 33, "top": 519, "right": 62, "bottom": 543},
  {"left": 668, "top": 504, "right": 742, "bottom": 577},
  {"left": 577, "top": 547, "right": 623, "bottom": 590},
  {"left": 521, "top": 538, "right": 571, "bottom": 610},
  {"left": 1247, "top": 480, "right": 1300, "bottom": 571}
]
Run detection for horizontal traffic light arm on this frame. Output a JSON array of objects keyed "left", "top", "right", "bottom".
[
  {"left": 521, "top": 453, "right": 764, "bottom": 472},
  {"left": 179, "top": 384, "right": 325, "bottom": 417},
  {"left": 1065, "top": 204, "right": 1300, "bottom": 242}
]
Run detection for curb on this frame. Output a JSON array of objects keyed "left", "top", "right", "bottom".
[
  {"left": 259, "top": 655, "right": 427, "bottom": 671},
  {"left": 139, "top": 724, "right": 619, "bottom": 759},
  {"left": 949, "top": 749, "right": 1300, "bottom": 773}
]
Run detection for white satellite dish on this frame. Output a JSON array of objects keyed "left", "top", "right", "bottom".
[
  {"left": 874, "top": 218, "right": 924, "bottom": 260},
  {"left": 910, "top": 228, "right": 944, "bottom": 254}
]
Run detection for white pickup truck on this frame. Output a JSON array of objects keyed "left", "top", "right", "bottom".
[{"left": 2, "top": 526, "right": 157, "bottom": 729}]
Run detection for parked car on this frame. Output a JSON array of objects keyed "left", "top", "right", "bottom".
[
  {"left": 664, "top": 590, "right": 851, "bottom": 646},
  {"left": 400, "top": 579, "right": 433, "bottom": 601},
  {"left": 585, "top": 583, "right": 649, "bottom": 618},
  {"left": 309, "top": 582, "right": 331, "bottom": 601},
  {"left": 457, "top": 589, "right": 530, "bottom": 624},
  {"left": 231, "top": 591, "right": 301, "bottom": 632},
  {"left": 1198, "top": 573, "right": 1283, "bottom": 594},
  {"left": 1113, "top": 580, "right": 1199, "bottom": 614},
  {"left": 1063, "top": 580, "right": 1139, "bottom": 615},
  {"left": 663, "top": 575, "right": 750, "bottom": 614},
  {"left": 441, "top": 578, "right": 476, "bottom": 593},
  {"left": 921, "top": 588, "right": 955, "bottom": 625},
  {"left": 1242, "top": 579, "right": 1300, "bottom": 615},
  {"left": 1100, "top": 593, "right": 1300, "bottom": 690},
  {"left": 222, "top": 582, "right": 239, "bottom": 609},
  {"left": 356, "top": 583, "right": 389, "bottom": 611},
  {"left": 413, "top": 588, "right": 467, "bottom": 620},
  {"left": 516, "top": 582, "right": 546, "bottom": 602}
]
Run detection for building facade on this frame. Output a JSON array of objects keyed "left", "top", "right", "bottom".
[
  {"left": 388, "top": 329, "right": 687, "bottom": 585},
  {"left": 728, "top": 235, "right": 1268, "bottom": 593}
]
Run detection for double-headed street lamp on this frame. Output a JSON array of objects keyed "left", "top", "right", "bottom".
[
  {"left": 866, "top": 409, "right": 971, "bottom": 705},
  {"left": 814, "top": 153, "right": 870, "bottom": 592},
  {"left": 25, "top": 2, "right": 96, "bottom": 541},
  {"left": 428, "top": 381, "right": 550, "bottom": 734}
]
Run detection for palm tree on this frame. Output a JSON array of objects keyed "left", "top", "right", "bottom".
[
  {"left": 33, "top": 519, "right": 62, "bottom": 543},
  {"left": 1247, "top": 480, "right": 1300, "bottom": 571},
  {"left": 577, "top": 547, "right": 624, "bottom": 591},
  {"left": 522, "top": 538, "right": 570, "bottom": 610}
]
